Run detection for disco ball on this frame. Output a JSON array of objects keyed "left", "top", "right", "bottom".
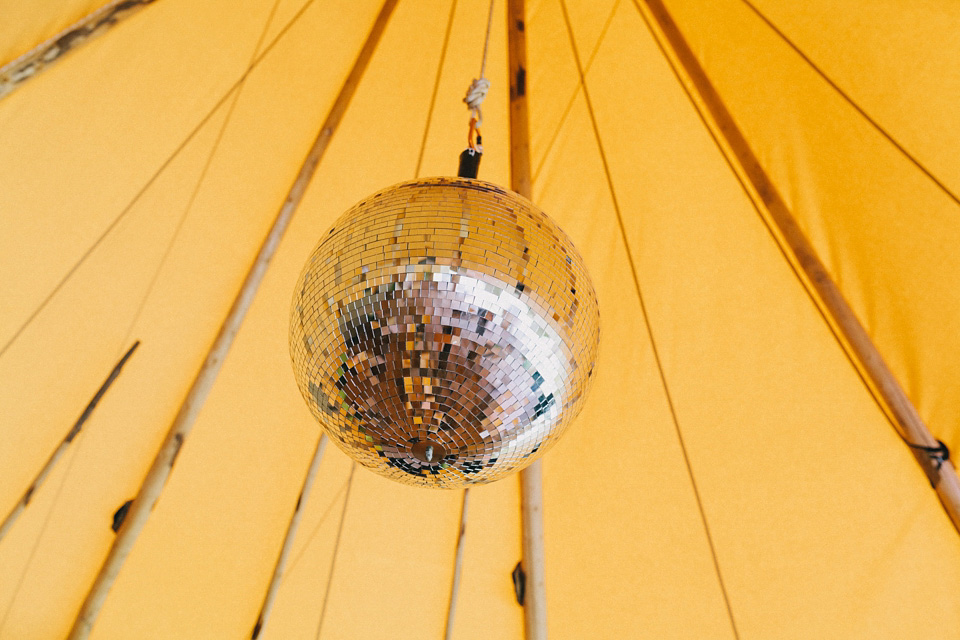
[{"left": 290, "top": 177, "right": 599, "bottom": 488}]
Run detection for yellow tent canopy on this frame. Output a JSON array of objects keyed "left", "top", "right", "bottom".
[{"left": 2, "top": 0, "right": 960, "bottom": 637}]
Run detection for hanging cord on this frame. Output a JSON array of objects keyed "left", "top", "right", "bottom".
[{"left": 463, "top": 0, "right": 495, "bottom": 151}]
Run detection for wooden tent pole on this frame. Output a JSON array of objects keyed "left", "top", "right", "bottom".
[
  {"left": 507, "top": 1, "right": 547, "bottom": 638},
  {"left": 634, "top": 0, "right": 960, "bottom": 532},
  {"left": 66, "top": 2, "right": 399, "bottom": 637},
  {"left": 442, "top": 489, "right": 470, "bottom": 640},
  {"left": 0, "top": 342, "right": 139, "bottom": 544},
  {"left": 506, "top": 0, "right": 532, "bottom": 199},
  {"left": 519, "top": 462, "right": 547, "bottom": 639},
  {"left": 250, "top": 434, "right": 327, "bottom": 640},
  {"left": 0, "top": 0, "right": 154, "bottom": 102}
]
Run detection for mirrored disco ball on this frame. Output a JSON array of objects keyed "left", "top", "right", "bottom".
[{"left": 290, "top": 177, "right": 599, "bottom": 488}]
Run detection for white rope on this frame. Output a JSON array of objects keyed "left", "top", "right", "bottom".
[
  {"left": 463, "top": 0, "right": 495, "bottom": 128},
  {"left": 463, "top": 77, "right": 490, "bottom": 126}
]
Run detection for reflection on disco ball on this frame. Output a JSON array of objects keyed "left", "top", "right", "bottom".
[{"left": 290, "top": 177, "right": 599, "bottom": 488}]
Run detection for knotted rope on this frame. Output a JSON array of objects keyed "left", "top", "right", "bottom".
[
  {"left": 463, "top": 77, "right": 490, "bottom": 126},
  {"left": 464, "top": 0, "right": 495, "bottom": 150}
]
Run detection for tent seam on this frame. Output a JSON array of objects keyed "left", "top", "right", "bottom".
[
  {"left": 115, "top": 0, "right": 285, "bottom": 359},
  {"left": 627, "top": 0, "right": 905, "bottom": 441},
  {"left": 280, "top": 478, "right": 351, "bottom": 584},
  {"left": 556, "top": 2, "right": 742, "bottom": 638},
  {"left": 738, "top": 0, "right": 960, "bottom": 209},
  {"left": 631, "top": 0, "right": 960, "bottom": 531},
  {"left": 314, "top": 463, "right": 357, "bottom": 640},
  {"left": 0, "top": 0, "right": 320, "bottom": 363},
  {"left": 530, "top": 0, "right": 621, "bottom": 184},
  {"left": 414, "top": 0, "right": 460, "bottom": 179},
  {"left": 0, "top": 0, "right": 287, "bottom": 627}
]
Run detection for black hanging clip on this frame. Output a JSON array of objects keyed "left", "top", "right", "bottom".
[{"left": 458, "top": 147, "right": 482, "bottom": 179}]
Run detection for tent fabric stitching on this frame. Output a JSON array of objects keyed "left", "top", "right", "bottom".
[
  {"left": 0, "top": 340, "right": 140, "bottom": 545},
  {"left": 314, "top": 463, "right": 357, "bottom": 640},
  {"left": 0, "top": 0, "right": 319, "bottom": 363},
  {"left": 280, "top": 478, "right": 351, "bottom": 586},
  {"left": 558, "top": 1, "right": 742, "bottom": 637},
  {"left": 415, "top": 0, "right": 460, "bottom": 179},
  {"left": 738, "top": 0, "right": 960, "bottom": 208},
  {"left": 626, "top": 0, "right": 897, "bottom": 430},
  {"left": 65, "top": 0, "right": 403, "bottom": 632},
  {"left": 530, "top": 0, "right": 620, "bottom": 184},
  {"left": 116, "top": 0, "right": 285, "bottom": 358},
  {"left": 633, "top": 0, "right": 960, "bottom": 530}
]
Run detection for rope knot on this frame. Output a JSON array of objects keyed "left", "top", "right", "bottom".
[{"left": 463, "top": 77, "right": 490, "bottom": 124}]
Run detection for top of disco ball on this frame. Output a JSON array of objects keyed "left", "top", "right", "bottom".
[{"left": 290, "top": 177, "right": 599, "bottom": 488}]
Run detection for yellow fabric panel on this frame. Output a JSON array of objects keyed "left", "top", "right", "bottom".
[
  {"left": 414, "top": 0, "right": 509, "bottom": 184},
  {"left": 535, "top": 100, "right": 737, "bottom": 638},
  {"left": 0, "top": 100, "right": 246, "bottom": 640},
  {"left": 526, "top": 0, "right": 580, "bottom": 178},
  {"left": 256, "top": 451, "right": 354, "bottom": 639},
  {"left": 448, "top": 482, "right": 524, "bottom": 640},
  {"left": 580, "top": 2, "right": 960, "bottom": 636},
  {"left": 526, "top": 0, "right": 620, "bottom": 185},
  {"left": 84, "top": 1, "right": 521, "bottom": 638},
  {"left": 0, "top": 427, "right": 82, "bottom": 636},
  {"left": 0, "top": 0, "right": 386, "bottom": 636},
  {"left": 1, "top": 0, "right": 959, "bottom": 638},
  {"left": 529, "top": 5, "right": 737, "bottom": 637},
  {"left": 0, "top": 0, "right": 111, "bottom": 67},
  {"left": 0, "top": 0, "right": 280, "bottom": 346},
  {"left": 551, "top": 0, "right": 617, "bottom": 72},
  {"left": 661, "top": 0, "right": 960, "bottom": 449},
  {"left": 748, "top": 0, "right": 960, "bottom": 195},
  {"left": 314, "top": 471, "right": 461, "bottom": 640},
  {"left": 0, "top": 101, "right": 223, "bottom": 513},
  {"left": 262, "top": 472, "right": 523, "bottom": 640},
  {"left": 0, "top": 105, "right": 228, "bottom": 639}
]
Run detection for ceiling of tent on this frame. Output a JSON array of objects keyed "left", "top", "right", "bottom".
[
  {"left": 1, "top": 0, "right": 959, "bottom": 638},
  {"left": 0, "top": 0, "right": 111, "bottom": 68}
]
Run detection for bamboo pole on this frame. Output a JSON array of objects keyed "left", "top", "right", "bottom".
[
  {"left": 250, "top": 435, "right": 327, "bottom": 639},
  {"left": 519, "top": 462, "right": 546, "bottom": 639},
  {"left": 507, "top": 2, "right": 547, "bottom": 637},
  {"left": 634, "top": 0, "right": 960, "bottom": 533},
  {"left": 443, "top": 489, "right": 470, "bottom": 640},
  {"left": 507, "top": 0, "right": 531, "bottom": 199},
  {"left": 0, "top": 0, "right": 154, "bottom": 101},
  {"left": 0, "top": 341, "right": 140, "bottom": 544},
  {"left": 66, "top": 3, "right": 399, "bottom": 637}
]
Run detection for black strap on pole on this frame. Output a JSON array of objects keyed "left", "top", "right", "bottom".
[{"left": 908, "top": 439, "right": 950, "bottom": 487}]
